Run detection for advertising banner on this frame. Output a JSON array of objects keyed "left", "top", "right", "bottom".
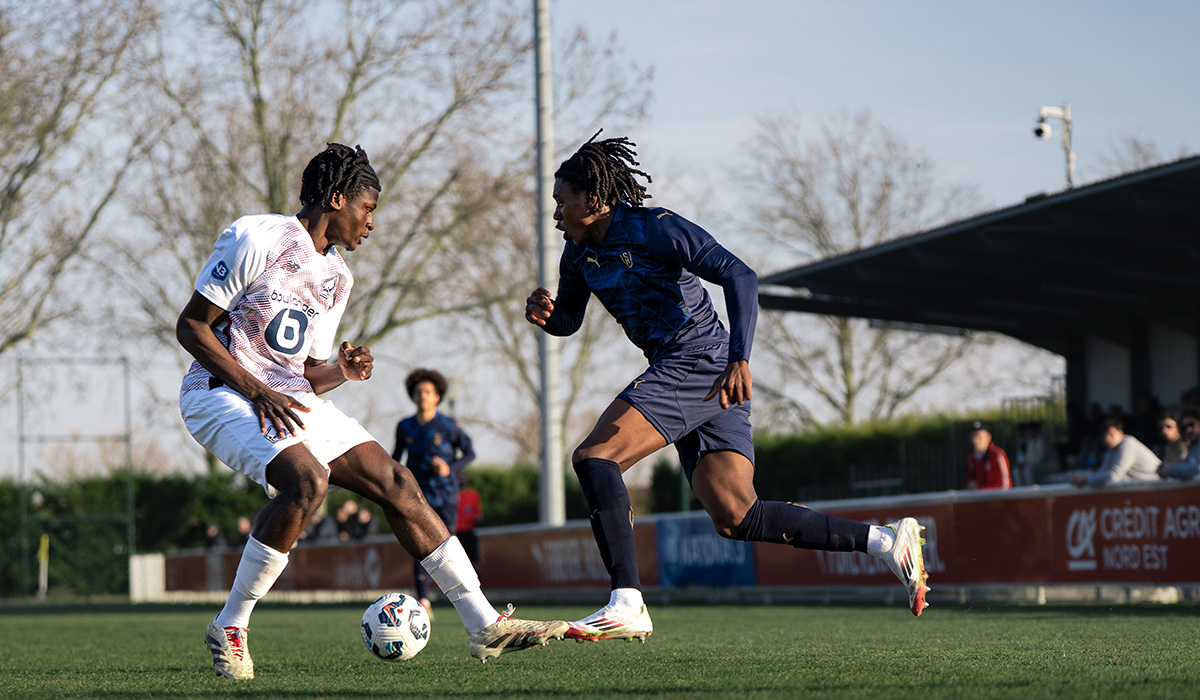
[
  {"left": 656, "top": 514, "right": 755, "bottom": 588},
  {"left": 161, "top": 483, "right": 1200, "bottom": 593}
]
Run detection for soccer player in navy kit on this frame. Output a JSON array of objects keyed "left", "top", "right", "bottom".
[
  {"left": 525, "top": 133, "right": 930, "bottom": 642},
  {"left": 393, "top": 368, "right": 476, "bottom": 615}
]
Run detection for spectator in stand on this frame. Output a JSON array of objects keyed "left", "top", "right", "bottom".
[
  {"left": 1014, "top": 421, "right": 1057, "bottom": 486},
  {"left": 299, "top": 511, "right": 338, "bottom": 543},
  {"left": 1155, "top": 411, "right": 1188, "bottom": 463},
  {"left": 1071, "top": 418, "right": 1160, "bottom": 486},
  {"left": 966, "top": 421, "right": 1012, "bottom": 490},
  {"left": 230, "top": 516, "right": 253, "bottom": 549},
  {"left": 1158, "top": 409, "right": 1200, "bottom": 480},
  {"left": 1180, "top": 385, "right": 1200, "bottom": 411},
  {"left": 335, "top": 499, "right": 363, "bottom": 541},
  {"left": 1132, "top": 392, "right": 1163, "bottom": 446},
  {"left": 355, "top": 506, "right": 379, "bottom": 539},
  {"left": 204, "top": 523, "right": 228, "bottom": 550},
  {"left": 456, "top": 471, "right": 484, "bottom": 568}
]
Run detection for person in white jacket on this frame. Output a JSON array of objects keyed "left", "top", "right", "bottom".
[{"left": 1071, "top": 418, "right": 1160, "bottom": 486}]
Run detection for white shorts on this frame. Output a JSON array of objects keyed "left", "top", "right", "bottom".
[{"left": 179, "top": 386, "right": 376, "bottom": 497}]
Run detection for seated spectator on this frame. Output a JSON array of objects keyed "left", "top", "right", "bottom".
[
  {"left": 1158, "top": 409, "right": 1200, "bottom": 480},
  {"left": 1132, "top": 391, "right": 1163, "bottom": 445},
  {"left": 1017, "top": 421, "right": 1059, "bottom": 485},
  {"left": 1180, "top": 385, "right": 1200, "bottom": 411},
  {"left": 230, "top": 516, "right": 252, "bottom": 549},
  {"left": 1071, "top": 418, "right": 1160, "bottom": 486},
  {"left": 967, "top": 421, "right": 1012, "bottom": 490},
  {"left": 204, "top": 523, "right": 227, "bottom": 550},
  {"left": 336, "top": 499, "right": 366, "bottom": 541},
  {"left": 299, "top": 511, "right": 338, "bottom": 544},
  {"left": 1155, "top": 411, "right": 1188, "bottom": 463},
  {"left": 355, "top": 506, "right": 379, "bottom": 540}
]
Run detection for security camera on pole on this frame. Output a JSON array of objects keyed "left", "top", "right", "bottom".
[{"left": 1034, "top": 102, "right": 1075, "bottom": 189}]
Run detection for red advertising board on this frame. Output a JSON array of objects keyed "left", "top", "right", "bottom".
[
  {"left": 161, "top": 482, "right": 1200, "bottom": 593},
  {"left": 1050, "top": 487, "right": 1200, "bottom": 583}
]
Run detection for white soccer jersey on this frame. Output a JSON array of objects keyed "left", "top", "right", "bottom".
[{"left": 181, "top": 214, "right": 353, "bottom": 395}]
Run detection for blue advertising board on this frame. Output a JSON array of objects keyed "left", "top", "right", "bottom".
[{"left": 656, "top": 514, "right": 757, "bottom": 588}]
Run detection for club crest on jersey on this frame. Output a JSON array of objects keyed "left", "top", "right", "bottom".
[
  {"left": 433, "top": 433, "right": 444, "bottom": 445},
  {"left": 620, "top": 252, "right": 633, "bottom": 268},
  {"left": 283, "top": 259, "right": 300, "bottom": 274},
  {"left": 210, "top": 261, "right": 230, "bottom": 281},
  {"left": 319, "top": 276, "right": 339, "bottom": 299}
]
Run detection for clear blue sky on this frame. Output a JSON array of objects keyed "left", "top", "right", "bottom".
[{"left": 553, "top": 0, "right": 1197, "bottom": 209}]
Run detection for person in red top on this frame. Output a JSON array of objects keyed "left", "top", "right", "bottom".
[
  {"left": 456, "top": 471, "right": 484, "bottom": 567},
  {"left": 966, "top": 421, "right": 1012, "bottom": 490}
]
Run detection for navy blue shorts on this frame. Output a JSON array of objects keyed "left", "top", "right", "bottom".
[{"left": 617, "top": 343, "right": 754, "bottom": 480}]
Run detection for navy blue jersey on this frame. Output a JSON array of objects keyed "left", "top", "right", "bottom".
[
  {"left": 392, "top": 413, "right": 475, "bottom": 510},
  {"left": 545, "top": 203, "right": 757, "bottom": 364}
]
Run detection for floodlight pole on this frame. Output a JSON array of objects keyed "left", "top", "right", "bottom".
[{"left": 534, "top": 0, "right": 565, "bottom": 526}]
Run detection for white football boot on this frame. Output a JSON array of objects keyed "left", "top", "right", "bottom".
[
  {"left": 466, "top": 605, "right": 569, "bottom": 663},
  {"left": 566, "top": 604, "right": 653, "bottom": 643},
  {"left": 878, "top": 517, "right": 930, "bottom": 617},
  {"left": 205, "top": 619, "right": 254, "bottom": 679}
]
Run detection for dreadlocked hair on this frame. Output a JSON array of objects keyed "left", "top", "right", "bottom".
[
  {"left": 298, "top": 143, "right": 381, "bottom": 208},
  {"left": 554, "top": 129, "right": 652, "bottom": 208}
]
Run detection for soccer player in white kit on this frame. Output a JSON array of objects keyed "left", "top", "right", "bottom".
[{"left": 177, "top": 144, "right": 567, "bottom": 679}]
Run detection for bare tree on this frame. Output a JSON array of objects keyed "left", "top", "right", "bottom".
[
  {"left": 0, "top": 0, "right": 157, "bottom": 356},
  {"left": 746, "top": 110, "right": 984, "bottom": 427},
  {"left": 104, "top": 0, "right": 649, "bottom": 356},
  {"left": 83, "top": 0, "right": 649, "bottom": 469},
  {"left": 1092, "top": 132, "right": 1191, "bottom": 181}
]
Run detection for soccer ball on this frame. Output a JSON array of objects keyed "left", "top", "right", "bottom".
[{"left": 361, "top": 593, "right": 431, "bottom": 661}]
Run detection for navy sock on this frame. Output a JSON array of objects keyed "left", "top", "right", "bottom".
[
  {"left": 573, "top": 457, "right": 641, "bottom": 590},
  {"left": 734, "top": 500, "right": 869, "bottom": 552},
  {"left": 413, "top": 560, "right": 429, "bottom": 599}
]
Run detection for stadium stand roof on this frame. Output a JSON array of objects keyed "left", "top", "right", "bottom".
[{"left": 758, "top": 155, "right": 1200, "bottom": 357}]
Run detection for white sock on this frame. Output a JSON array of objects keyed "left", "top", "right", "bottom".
[
  {"left": 608, "top": 587, "right": 644, "bottom": 613},
  {"left": 421, "top": 536, "right": 500, "bottom": 634},
  {"left": 867, "top": 525, "right": 894, "bottom": 557},
  {"left": 214, "top": 535, "right": 289, "bottom": 629}
]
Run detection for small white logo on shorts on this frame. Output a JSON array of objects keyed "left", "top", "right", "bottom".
[{"left": 263, "top": 425, "right": 286, "bottom": 444}]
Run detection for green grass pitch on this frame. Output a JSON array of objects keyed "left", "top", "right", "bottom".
[{"left": 2, "top": 602, "right": 1199, "bottom": 699}]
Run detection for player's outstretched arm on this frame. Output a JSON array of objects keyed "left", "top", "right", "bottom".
[
  {"left": 176, "top": 290, "right": 310, "bottom": 436},
  {"left": 702, "top": 359, "right": 753, "bottom": 410}
]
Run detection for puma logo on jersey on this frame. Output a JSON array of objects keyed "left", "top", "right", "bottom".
[
  {"left": 632, "top": 379, "right": 646, "bottom": 390},
  {"left": 656, "top": 211, "right": 673, "bottom": 219},
  {"left": 586, "top": 255, "right": 601, "bottom": 267},
  {"left": 319, "top": 275, "right": 338, "bottom": 299}
]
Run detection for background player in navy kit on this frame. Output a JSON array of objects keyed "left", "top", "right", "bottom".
[
  {"left": 177, "top": 144, "right": 566, "bottom": 679},
  {"left": 393, "top": 368, "right": 476, "bottom": 616},
  {"left": 525, "top": 132, "right": 931, "bottom": 642}
]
